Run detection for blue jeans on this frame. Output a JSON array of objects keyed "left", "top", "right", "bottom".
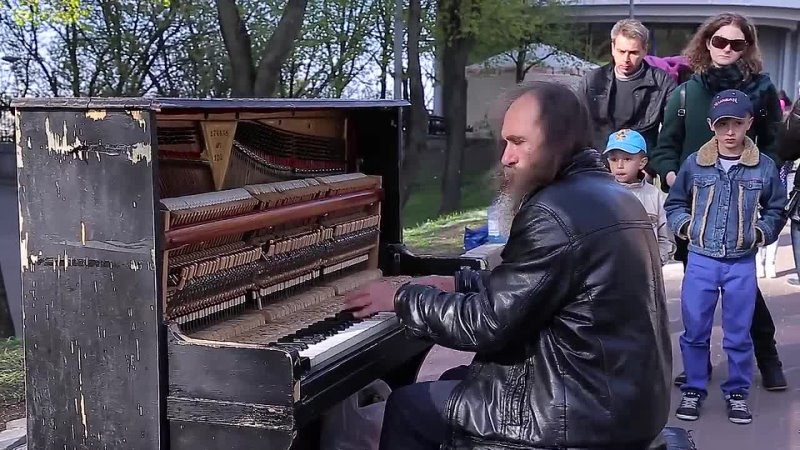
[{"left": 680, "top": 252, "right": 757, "bottom": 398}]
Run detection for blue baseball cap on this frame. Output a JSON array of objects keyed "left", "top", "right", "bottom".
[
  {"left": 709, "top": 89, "right": 753, "bottom": 125},
  {"left": 604, "top": 129, "right": 647, "bottom": 155}
]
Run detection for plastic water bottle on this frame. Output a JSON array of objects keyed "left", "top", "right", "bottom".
[{"left": 487, "top": 200, "right": 508, "bottom": 244}]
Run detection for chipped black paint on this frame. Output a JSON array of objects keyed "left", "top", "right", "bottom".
[{"left": 16, "top": 108, "right": 162, "bottom": 449}]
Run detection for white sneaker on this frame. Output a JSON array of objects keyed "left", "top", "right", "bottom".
[
  {"left": 766, "top": 264, "right": 777, "bottom": 279},
  {"left": 757, "top": 263, "right": 765, "bottom": 278}
]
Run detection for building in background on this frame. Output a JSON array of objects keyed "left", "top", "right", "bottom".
[
  {"left": 567, "top": 0, "right": 800, "bottom": 97},
  {"left": 437, "top": 44, "right": 596, "bottom": 135}
]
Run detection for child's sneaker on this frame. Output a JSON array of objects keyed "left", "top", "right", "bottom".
[
  {"left": 675, "top": 390, "right": 703, "bottom": 421},
  {"left": 725, "top": 393, "right": 752, "bottom": 424}
]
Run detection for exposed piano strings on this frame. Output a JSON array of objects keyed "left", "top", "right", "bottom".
[
  {"left": 222, "top": 121, "right": 348, "bottom": 188},
  {"left": 160, "top": 173, "right": 382, "bottom": 336}
]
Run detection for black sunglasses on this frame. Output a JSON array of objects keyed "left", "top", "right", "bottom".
[{"left": 710, "top": 35, "right": 748, "bottom": 52}]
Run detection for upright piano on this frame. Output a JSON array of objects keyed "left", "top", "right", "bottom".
[{"left": 13, "top": 98, "right": 485, "bottom": 450}]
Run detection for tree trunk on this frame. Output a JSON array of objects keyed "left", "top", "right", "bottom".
[
  {"left": 68, "top": 23, "right": 81, "bottom": 96},
  {"left": 437, "top": 1, "right": 474, "bottom": 215},
  {"left": 253, "top": 0, "right": 309, "bottom": 97},
  {"left": 215, "top": 0, "right": 256, "bottom": 96},
  {"left": 401, "top": 0, "right": 428, "bottom": 210},
  {"left": 515, "top": 47, "right": 526, "bottom": 83},
  {"left": 216, "top": 0, "right": 308, "bottom": 97},
  {"left": 379, "top": 64, "right": 388, "bottom": 98}
]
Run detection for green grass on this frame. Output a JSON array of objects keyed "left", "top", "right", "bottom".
[
  {"left": 402, "top": 173, "right": 494, "bottom": 229},
  {"left": 401, "top": 171, "right": 494, "bottom": 255},
  {"left": 0, "top": 338, "right": 23, "bottom": 405},
  {"left": 403, "top": 209, "right": 487, "bottom": 255}
]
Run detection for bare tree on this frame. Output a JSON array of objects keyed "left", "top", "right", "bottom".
[
  {"left": 401, "top": 0, "right": 428, "bottom": 208},
  {"left": 436, "top": 0, "right": 479, "bottom": 215},
  {"left": 216, "top": 0, "right": 308, "bottom": 97}
]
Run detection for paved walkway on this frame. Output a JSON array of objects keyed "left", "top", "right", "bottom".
[{"left": 418, "top": 226, "right": 800, "bottom": 450}]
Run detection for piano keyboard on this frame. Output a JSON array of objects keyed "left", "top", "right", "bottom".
[
  {"left": 184, "top": 270, "right": 409, "bottom": 375},
  {"left": 274, "top": 311, "right": 398, "bottom": 371}
]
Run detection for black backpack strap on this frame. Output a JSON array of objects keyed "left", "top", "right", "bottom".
[{"left": 677, "top": 85, "right": 686, "bottom": 118}]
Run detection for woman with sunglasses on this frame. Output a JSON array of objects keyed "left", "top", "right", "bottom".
[{"left": 649, "top": 12, "right": 787, "bottom": 392}]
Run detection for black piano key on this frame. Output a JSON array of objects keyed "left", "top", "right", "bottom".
[{"left": 335, "top": 310, "right": 356, "bottom": 321}]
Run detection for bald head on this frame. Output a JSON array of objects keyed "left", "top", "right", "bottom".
[{"left": 497, "top": 83, "right": 593, "bottom": 196}]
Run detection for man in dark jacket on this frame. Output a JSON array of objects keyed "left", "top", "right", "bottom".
[
  {"left": 778, "top": 98, "right": 800, "bottom": 286},
  {"left": 344, "top": 82, "right": 672, "bottom": 450},
  {"left": 579, "top": 19, "right": 677, "bottom": 153}
]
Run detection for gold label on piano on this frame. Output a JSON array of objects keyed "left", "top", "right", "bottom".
[{"left": 201, "top": 121, "right": 237, "bottom": 190}]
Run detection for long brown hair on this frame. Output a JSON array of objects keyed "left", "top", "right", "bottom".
[{"left": 683, "top": 13, "right": 763, "bottom": 75}]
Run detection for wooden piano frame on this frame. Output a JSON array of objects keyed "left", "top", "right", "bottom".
[{"left": 13, "top": 98, "right": 485, "bottom": 450}]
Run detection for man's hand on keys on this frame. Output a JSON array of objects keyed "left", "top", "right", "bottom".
[{"left": 343, "top": 275, "right": 455, "bottom": 318}]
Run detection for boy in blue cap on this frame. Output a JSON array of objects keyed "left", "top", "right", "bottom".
[
  {"left": 665, "top": 89, "right": 787, "bottom": 425},
  {"left": 604, "top": 129, "right": 675, "bottom": 265}
]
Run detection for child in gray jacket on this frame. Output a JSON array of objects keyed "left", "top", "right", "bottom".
[{"left": 604, "top": 129, "right": 675, "bottom": 265}]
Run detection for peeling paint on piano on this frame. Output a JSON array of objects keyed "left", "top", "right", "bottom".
[
  {"left": 15, "top": 105, "right": 162, "bottom": 449},
  {"left": 129, "top": 142, "right": 152, "bottom": 164},
  {"left": 44, "top": 117, "right": 84, "bottom": 157},
  {"left": 14, "top": 112, "right": 23, "bottom": 169},
  {"left": 85, "top": 110, "right": 107, "bottom": 121},
  {"left": 129, "top": 110, "right": 147, "bottom": 131}
]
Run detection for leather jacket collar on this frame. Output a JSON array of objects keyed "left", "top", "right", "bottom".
[{"left": 520, "top": 149, "right": 609, "bottom": 205}]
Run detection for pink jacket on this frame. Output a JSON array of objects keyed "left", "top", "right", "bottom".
[{"left": 644, "top": 55, "right": 691, "bottom": 83}]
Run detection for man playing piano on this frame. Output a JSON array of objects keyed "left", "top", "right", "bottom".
[{"left": 345, "top": 81, "right": 672, "bottom": 449}]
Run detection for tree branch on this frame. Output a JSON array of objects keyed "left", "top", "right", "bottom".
[
  {"left": 253, "top": 0, "right": 308, "bottom": 97},
  {"left": 215, "top": 0, "right": 256, "bottom": 96}
]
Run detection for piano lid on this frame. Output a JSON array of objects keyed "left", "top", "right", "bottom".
[{"left": 10, "top": 96, "right": 411, "bottom": 111}]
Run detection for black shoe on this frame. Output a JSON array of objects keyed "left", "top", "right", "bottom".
[
  {"left": 674, "top": 361, "right": 713, "bottom": 386},
  {"left": 675, "top": 390, "right": 703, "bottom": 421},
  {"left": 725, "top": 393, "right": 752, "bottom": 424},
  {"left": 759, "top": 360, "right": 788, "bottom": 391}
]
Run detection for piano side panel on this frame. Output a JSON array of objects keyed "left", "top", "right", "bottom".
[
  {"left": 350, "top": 108, "right": 404, "bottom": 274},
  {"left": 15, "top": 108, "right": 163, "bottom": 449},
  {"left": 167, "top": 326, "right": 296, "bottom": 449}
]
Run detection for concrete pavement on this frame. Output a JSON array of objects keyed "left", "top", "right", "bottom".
[{"left": 418, "top": 226, "right": 800, "bottom": 450}]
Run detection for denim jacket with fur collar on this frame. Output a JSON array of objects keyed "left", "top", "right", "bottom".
[{"left": 665, "top": 136, "right": 787, "bottom": 259}]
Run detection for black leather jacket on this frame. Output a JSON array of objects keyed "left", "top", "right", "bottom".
[
  {"left": 394, "top": 150, "right": 672, "bottom": 449},
  {"left": 579, "top": 61, "right": 676, "bottom": 152}
]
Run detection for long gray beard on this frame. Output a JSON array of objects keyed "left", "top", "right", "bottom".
[{"left": 494, "top": 190, "right": 523, "bottom": 237}]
